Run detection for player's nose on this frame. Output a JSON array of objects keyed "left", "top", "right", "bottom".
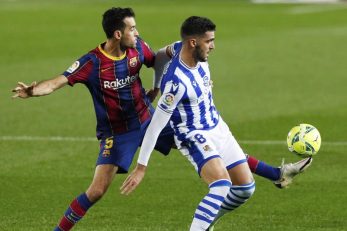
[
  {"left": 210, "top": 41, "right": 215, "bottom": 50},
  {"left": 134, "top": 28, "right": 139, "bottom": 36}
]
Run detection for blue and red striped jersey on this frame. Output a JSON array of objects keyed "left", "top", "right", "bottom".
[{"left": 63, "top": 38, "right": 155, "bottom": 138}]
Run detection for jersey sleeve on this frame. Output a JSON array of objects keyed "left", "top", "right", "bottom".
[
  {"left": 139, "top": 39, "right": 155, "bottom": 68},
  {"left": 62, "top": 54, "right": 93, "bottom": 86},
  {"left": 166, "top": 41, "right": 182, "bottom": 58},
  {"left": 157, "top": 75, "right": 185, "bottom": 114}
]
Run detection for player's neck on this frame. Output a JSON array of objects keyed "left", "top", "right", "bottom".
[
  {"left": 104, "top": 40, "right": 125, "bottom": 58},
  {"left": 180, "top": 48, "right": 198, "bottom": 68}
]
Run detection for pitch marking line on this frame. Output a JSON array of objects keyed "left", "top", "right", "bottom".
[
  {"left": 1, "top": 136, "right": 346, "bottom": 146},
  {"left": 0, "top": 136, "right": 96, "bottom": 142}
]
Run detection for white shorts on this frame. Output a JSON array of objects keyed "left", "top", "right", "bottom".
[{"left": 176, "top": 118, "right": 247, "bottom": 174}]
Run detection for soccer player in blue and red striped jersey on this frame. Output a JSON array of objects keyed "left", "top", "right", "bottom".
[{"left": 11, "top": 7, "right": 174, "bottom": 231}]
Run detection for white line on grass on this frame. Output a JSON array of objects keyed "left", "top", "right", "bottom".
[
  {"left": 288, "top": 5, "right": 347, "bottom": 15},
  {"left": 0, "top": 135, "right": 96, "bottom": 142},
  {"left": 1, "top": 136, "right": 346, "bottom": 146}
]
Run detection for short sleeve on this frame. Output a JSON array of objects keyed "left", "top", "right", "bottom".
[
  {"left": 62, "top": 54, "right": 93, "bottom": 86},
  {"left": 157, "top": 76, "right": 185, "bottom": 114}
]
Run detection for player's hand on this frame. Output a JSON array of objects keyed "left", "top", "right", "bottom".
[
  {"left": 12, "top": 81, "right": 37, "bottom": 99},
  {"left": 120, "top": 164, "right": 147, "bottom": 195},
  {"left": 146, "top": 88, "right": 160, "bottom": 103}
]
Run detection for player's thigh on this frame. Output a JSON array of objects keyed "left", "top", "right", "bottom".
[
  {"left": 90, "top": 164, "right": 118, "bottom": 188},
  {"left": 179, "top": 130, "right": 221, "bottom": 174},
  {"left": 214, "top": 120, "right": 247, "bottom": 170},
  {"left": 97, "top": 132, "right": 141, "bottom": 174},
  {"left": 227, "top": 162, "right": 254, "bottom": 185},
  {"left": 86, "top": 164, "right": 118, "bottom": 202},
  {"left": 200, "top": 157, "right": 230, "bottom": 185}
]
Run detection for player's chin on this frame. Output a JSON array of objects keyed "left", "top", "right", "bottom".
[{"left": 129, "top": 40, "right": 137, "bottom": 48}]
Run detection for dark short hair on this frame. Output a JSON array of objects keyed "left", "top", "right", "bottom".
[
  {"left": 102, "top": 7, "right": 135, "bottom": 38},
  {"left": 180, "top": 16, "right": 216, "bottom": 40}
]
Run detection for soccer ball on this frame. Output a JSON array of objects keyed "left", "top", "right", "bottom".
[{"left": 287, "top": 123, "right": 321, "bottom": 157}]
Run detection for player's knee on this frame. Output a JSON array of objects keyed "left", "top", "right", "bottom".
[
  {"left": 87, "top": 186, "right": 109, "bottom": 202},
  {"left": 209, "top": 179, "right": 232, "bottom": 196},
  {"left": 243, "top": 182, "right": 255, "bottom": 198},
  {"left": 231, "top": 181, "right": 255, "bottom": 199}
]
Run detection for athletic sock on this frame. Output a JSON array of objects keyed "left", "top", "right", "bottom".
[
  {"left": 210, "top": 181, "right": 255, "bottom": 228},
  {"left": 54, "top": 193, "right": 94, "bottom": 231},
  {"left": 190, "top": 179, "right": 232, "bottom": 231},
  {"left": 247, "top": 155, "right": 281, "bottom": 181}
]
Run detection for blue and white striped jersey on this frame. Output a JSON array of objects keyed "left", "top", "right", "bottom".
[{"left": 157, "top": 41, "right": 220, "bottom": 142}]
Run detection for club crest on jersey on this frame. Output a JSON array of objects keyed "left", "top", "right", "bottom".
[
  {"left": 102, "top": 149, "right": 111, "bottom": 157},
  {"left": 66, "top": 61, "right": 80, "bottom": 73},
  {"left": 129, "top": 57, "right": 138, "bottom": 67},
  {"left": 203, "top": 145, "right": 212, "bottom": 152},
  {"left": 163, "top": 93, "right": 174, "bottom": 106}
]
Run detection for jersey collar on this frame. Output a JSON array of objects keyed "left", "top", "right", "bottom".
[{"left": 98, "top": 44, "right": 126, "bottom": 61}]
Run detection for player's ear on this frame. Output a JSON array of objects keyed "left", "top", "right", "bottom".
[
  {"left": 189, "top": 38, "right": 197, "bottom": 48},
  {"left": 114, "top": 30, "right": 122, "bottom": 40}
]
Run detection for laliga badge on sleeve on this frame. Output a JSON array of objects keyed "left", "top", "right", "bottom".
[
  {"left": 163, "top": 93, "right": 175, "bottom": 106},
  {"left": 66, "top": 61, "right": 80, "bottom": 73}
]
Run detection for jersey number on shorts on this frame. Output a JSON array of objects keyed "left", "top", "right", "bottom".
[
  {"left": 105, "top": 137, "right": 114, "bottom": 149},
  {"left": 194, "top": 134, "right": 206, "bottom": 144}
]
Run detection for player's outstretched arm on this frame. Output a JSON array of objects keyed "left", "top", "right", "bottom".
[{"left": 12, "top": 75, "right": 68, "bottom": 99}]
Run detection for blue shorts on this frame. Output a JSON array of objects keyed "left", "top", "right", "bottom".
[{"left": 96, "top": 119, "right": 174, "bottom": 173}]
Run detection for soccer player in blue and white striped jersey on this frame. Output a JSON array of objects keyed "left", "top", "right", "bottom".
[{"left": 121, "top": 16, "right": 256, "bottom": 231}]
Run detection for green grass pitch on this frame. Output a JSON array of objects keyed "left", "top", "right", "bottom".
[{"left": 1, "top": 0, "right": 347, "bottom": 230}]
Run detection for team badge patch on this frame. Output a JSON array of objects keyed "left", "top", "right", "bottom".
[
  {"left": 203, "top": 145, "right": 212, "bottom": 152},
  {"left": 102, "top": 149, "right": 111, "bottom": 157},
  {"left": 66, "top": 61, "right": 80, "bottom": 73},
  {"left": 129, "top": 57, "right": 137, "bottom": 67},
  {"left": 162, "top": 93, "right": 174, "bottom": 106}
]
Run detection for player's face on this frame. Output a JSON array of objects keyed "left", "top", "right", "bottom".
[
  {"left": 120, "top": 17, "right": 139, "bottom": 49},
  {"left": 193, "top": 31, "right": 215, "bottom": 62}
]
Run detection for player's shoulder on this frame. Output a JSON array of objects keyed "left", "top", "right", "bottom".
[
  {"left": 163, "top": 56, "right": 181, "bottom": 79},
  {"left": 135, "top": 37, "right": 152, "bottom": 50},
  {"left": 161, "top": 64, "right": 182, "bottom": 92},
  {"left": 87, "top": 45, "right": 105, "bottom": 60},
  {"left": 69, "top": 47, "right": 97, "bottom": 68},
  {"left": 166, "top": 41, "right": 182, "bottom": 58}
]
